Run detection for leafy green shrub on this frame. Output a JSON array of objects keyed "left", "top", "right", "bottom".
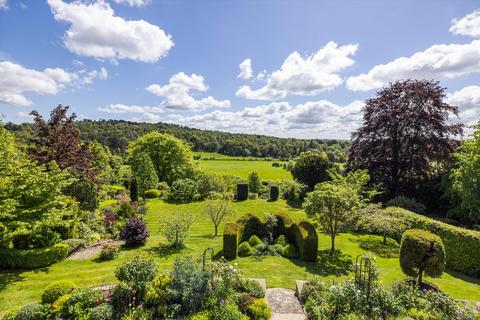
[
  {"left": 42, "top": 280, "right": 76, "bottom": 304},
  {"left": 248, "top": 192, "right": 258, "bottom": 199},
  {"left": 386, "top": 196, "right": 426, "bottom": 214},
  {"left": 252, "top": 243, "right": 279, "bottom": 256},
  {"left": 400, "top": 229, "right": 445, "bottom": 283},
  {"left": 210, "top": 301, "right": 248, "bottom": 320},
  {"left": 237, "top": 214, "right": 266, "bottom": 241},
  {"left": 0, "top": 244, "right": 68, "bottom": 269},
  {"left": 115, "top": 258, "right": 157, "bottom": 289},
  {"left": 89, "top": 303, "right": 114, "bottom": 320},
  {"left": 97, "top": 243, "right": 120, "bottom": 261},
  {"left": 223, "top": 223, "right": 239, "bottom": 259},
  {"left": 270, "top": 185, "right": 279, "bottom": 200},
  {"left": 1, "top": 307, "right": 20, "bottom": 320},
  {"left": 238, "top": 241, "right": 253, "bottom": 257},
  {"left": 189, "top": 311, "right": 210, "bottom": 320},
  {"left": 145, "top": 273, "right": 174, "bottom": 319},
  {"left": 236, "top": 183, "right": 249, "bottom": 201},
  {"left": 159, "top": 210, "right": 194, "bottom": 248},
  {"left": 60, "top": 288, "right": 103, "bottom": 319},
  {"left": 109, "top": 283, "right": 133, "bottom": 316},
  {"left": 59, "top": 238, "right": 85, "bottom": 254},
  {"left": 168, "top": 178, "right": 199, "bottom": 202},
  {"left": 11, "top": 303, "right": 48, "bottom": 320},
  {"left": 144, "top": 189, "right": 161, "bottom": 198},
  {"left": 247, "top": 298, "right": 271, "bottom": 320},
  {"left": 120, "top": 216, "right": 149, "bottom": 246},
  {"left": 279, "top": 179, "right": 307, "bottom": 204},
  {"left": 240, "top": 279, "right": 265, "bottom": 298},
  {"left": 274, "top": 235, "right": 288, "bottom": 246},
  {"left": 281, "top": 243, "right": 298, "bottom": 258},
  {"left": 248, "top": 235, "right": 263, "bottom": 247}
]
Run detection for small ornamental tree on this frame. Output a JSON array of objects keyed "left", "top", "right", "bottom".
[
  {"left": 304, "top": 183, "right": 359, "bottom": 253},
  {"left": 291, "top": 151, "right": 333, "bottom": 190},
  {"left": 130, "top": 152, "right": 158, "bottom": 199},
  {"left": 204, "top": 195, "right": 235, "bottom": 236},
  {"left": 159, "top": 210, "right": 195, "bottom": 248},
  {"left": 120, "top": 217, "right": 149, "bottom": 246},
  {"left": 399, "top": 229, "right": 445, "bottom": 285},
  {"left": 248, "top": 172, "right": 261, "bottom": 194}
]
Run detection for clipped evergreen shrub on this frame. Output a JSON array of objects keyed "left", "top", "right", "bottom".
[
  {"left": 238, "top": 241, "right": 253, "bottom": 257},
  {"left": 237, "top": 214, "right": 266, "bottom": 242},
  {"left": 281, "top": 244, "right": 298, "bottom": 258},
  {"left": 42, "top": 280, "right": 76, "bottom": 304},
  {"left": 290, "top": 221, "right": 318, "bottom": 262},
  {"left": 270, "top": 185, "right": 279, "bottom": 200},
  {"left": 248, "top": 235, "right": 263, "bottom": 247},
  {"left": 274, "top": 235, "right": 288, "bottom": 246},
  {"left": 223, "top": 223, "right": 239, "bottom": 259},
  {"left": 237, "top": 183, "right": 249, "bottom": 201},
  {"left": 144, "top": 189, "right": 161, "bottom": 198},
  {"left": 400, "top": 229, "right": 445, "bottom": 283},
  {"left": 0, "top": 244, "right": 68, "bottom": 269}
]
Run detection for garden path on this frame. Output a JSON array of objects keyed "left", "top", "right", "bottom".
[
  {"left": 67, "top": 240, "right": 124, "bottom": 260},
  {"left": 265, "top": 288, "right": 306, "bottom": 320}
]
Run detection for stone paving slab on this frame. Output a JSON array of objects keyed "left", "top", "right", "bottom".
[
  {"left": 266, "top": 288, "right": 306, "bottom": 320},
  {"left": 295, "top": 280, "right": 309, "bottom": 303}
]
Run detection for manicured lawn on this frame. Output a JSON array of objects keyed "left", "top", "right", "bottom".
[
  {"left": 197, "top": 160, "right": 291, "bottom": 180},
  {"left": 1, "top": 199, "right": 479, "bottom": 313}
]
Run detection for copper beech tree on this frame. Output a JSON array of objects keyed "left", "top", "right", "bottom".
[
  {"left": 29, "top": 105, "right": 96, "bottom": 181},
  {"left": 347, "top": 80, "right": 463, "bottom": 198}
]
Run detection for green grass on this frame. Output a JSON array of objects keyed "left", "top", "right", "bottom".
[
  {"left": 198, "top": 160, "right": 291, "bottom": 181},
  {"left": 1, "top": 199, "right": 479, "bottom": 313},
  {"left": 193, "top": 151, "right": 272, "bottom": 160}
]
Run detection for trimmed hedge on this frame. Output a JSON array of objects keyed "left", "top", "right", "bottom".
[
  {"left": 237, "top": 183, "right": 249, "bottom": 201},
  {"left": 223, "top": 223, "right": 239, "bottom": 259},
  {"left": 384, "top": 207, "right": 480, "bottom": 277},
  {"left": 270, "top": 185, "right": 279, "bottom": 200},
  {"left": 290, "top": 221, "right": 318, "bottom": 262},
  {"left": 0, "top": 244, "right": 68, "bottom": 269},
  {"left": 237, "top": 213, "right": 266, "bottom": 242}
]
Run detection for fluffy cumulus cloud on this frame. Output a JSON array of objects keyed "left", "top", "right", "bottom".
[
  {"left": 0, "top": 0, "right": 7, "bottom": 10},
  {"left": 446, "top": 86, "right": 480, "bottom": 128},
  {"left": 113, "top": 0, "right": 150, "bottom": 7},
  {"left": 47, "top": 0, "right": 173, "bottom": 63},
  {"left": 99, "top": 103, "right": 164, "bottom": 114},
  {"left": 450, "top": 9, "right": 480, "bottom": 38},
  {"left": 238, "top": 58, "right": 253, "bottom": 79},
  {"left": 346, "top": 40, "right": 480, "bottom": 91},
  {"left": 146, "top": 72, "right": 230, "bottom": 111},
  {"left": 236, "top": 41, "right": 358, "bottom": 100},
  {"left": 0, "top": 61, "right": 108, "bottom": 106},
  {"left": 160, "top": 99, "right": 364, "bottom": 139}
]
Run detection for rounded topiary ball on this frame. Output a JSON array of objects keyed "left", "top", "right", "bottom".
[
  {"left": 274, "top": 235, "right": 288, "bottom": 246},
  {"left": 399, "top": 229, "right": 445, "bottom": 283},
  {"left": 238, "top": 241, "right": 253, "bottom": 257},
  {"left": 248, "top": 235, "right": 263, "bottom": 247}
]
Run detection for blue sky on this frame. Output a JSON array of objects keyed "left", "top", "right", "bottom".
[{"left": 1, "top": 0, "right": 480, "bottom": 139}]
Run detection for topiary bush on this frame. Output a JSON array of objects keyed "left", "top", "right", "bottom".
[
  {"left": 281, "top": 243, "right": 298, "bottom": 258},
  {"left": 290, "top": 221, "right": 318, "bottom": 262},
  {"left": 248, "top": 235, "right": 263, "bottom": 247},
  {"left": 274, "top": 235, "right": 288, "bottom": 246},
  {"left": 42, "top": 280, "right": 76, "bottom": 304},
  {"left": 0, "top": 243, "right": 69, "bottom": 269},
  {"left": 145, "top": 189, "right": 161, "bottom": 198},
  {"left": 270, "top": 185, "right": 279, "bottom": 201},
  {"left": 120, "top": 216, "right": 149, "bottom": 246},
  {"left": 237, "top": 183, "right": 249, "bottom": 201},
  {"left": 238, "top": 241, "right": 253, "bottom": 257},
  {"left": 223, "top": 223, "right": 239, "bottom": 259},
  {"left": 400, "top": 229, "right": 446, "bottom": 284},
  {"left": 237, "top": 214, "right": 266, "bottom": 242}
]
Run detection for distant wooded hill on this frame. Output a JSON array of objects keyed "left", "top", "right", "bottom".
[{"left": 5, "top": 119, "right": 349, "bottom": 161}]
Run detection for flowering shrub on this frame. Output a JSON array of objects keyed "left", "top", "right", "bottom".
[{"left": 120, "top": 217, "right": 149, "bottom": 246}]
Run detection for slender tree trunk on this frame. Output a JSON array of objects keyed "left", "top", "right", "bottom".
[
  {"left": 214, "top": 224, "right": 218, "bottom": 237},
  {"left": 330, "top": 234, "right": 335, "bottom": 254},
  {"left": 383, "top": 234, "right": 387, "bottom": 245},
  {"left": 418, "top": 267, "right": 424, "bottom": 285}
]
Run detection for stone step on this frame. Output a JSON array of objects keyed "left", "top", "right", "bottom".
[{"left": 266, "top": 288, "right": 306, "bottom": 320}]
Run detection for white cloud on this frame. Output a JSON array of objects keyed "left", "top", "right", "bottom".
[
  {"left": 238, "top": 58, "right": 252, "bottom": 79},
  {"left": 99, "top": 103, "right": 164, "bottom": 114},
  {"left": 236, "top": 41, "right": 358, "bottom": 100},
  {"left": 0, "top": 61, "right": 107, "bottom": 106},
  {"left": 446, "top": 85, "right": 480, "bottom": 127},
  {"left": 146, "top": 72, "right": 230, "bottom": 111},
  {"left": 113, "top": 0, "right": 150, "bottom": 7},
  {"left": 160, "top": 99, "right": 363, "bottom": 139},
  {"left": 17, "top": 111, "right": 34, "bottom": 119},
  {"left": 450, "top": 9, "right": 480, "bottom": 38},
  {"left": 0, "top": 0, "right": 7, "bottom": 10},
  {"left": 47, "top": 0, "right": 173, "bottom": 63},
  {"left": 346, "top": 40, "right": 480, "bottom": 91}
]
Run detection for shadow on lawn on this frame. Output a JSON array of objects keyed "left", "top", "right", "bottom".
[
  {"left": 291, "top": 249, "right": 354, "bottom": 277},
  {"left": 445, "top": 269, "right": 480, "bottom": 286},
  {"left": 0, "top": 270, "right": 25, "bottom": 292},
  {"left": 145, "top": 243, "right": 193, "bottom": 258}
]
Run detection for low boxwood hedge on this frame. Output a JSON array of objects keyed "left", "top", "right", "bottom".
[
  {"left": 0, "top": 243, "right": 69, "bottom": 269},
  {"left": 223, "top": 223, "right": 239, "bottom": 259}
]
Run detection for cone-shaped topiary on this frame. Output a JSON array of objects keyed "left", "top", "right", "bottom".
[
  {"left": 281, "top": 244, "right": 298, "bottom": 258},
  {"left": 238, "top": 241, "right": 253, "bottom": 257},
  {"left": 400, "top": 229, "right": 445, "bottom": 284},
  {"left": 274, "top": 235, "right": 288, "bottom": 246}
]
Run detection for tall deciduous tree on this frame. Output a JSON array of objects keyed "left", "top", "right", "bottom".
[
  {"left": 29, "top": 105, "right": 96, "bottom": 181},
  {"left": 291, "top": 151, "right": 333, "bottom": 190},
  {"left": 130, "top": 152, "right": 158, "bottom": 199},
  {"left": 128, "top": 132, "right": 196, "bottom": 185},
  {"left": 347, "top": 80, "right": 462, "bottom": 198},
  {"left": 450, "top": 122, "right": 480, "bottom": 223}
]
